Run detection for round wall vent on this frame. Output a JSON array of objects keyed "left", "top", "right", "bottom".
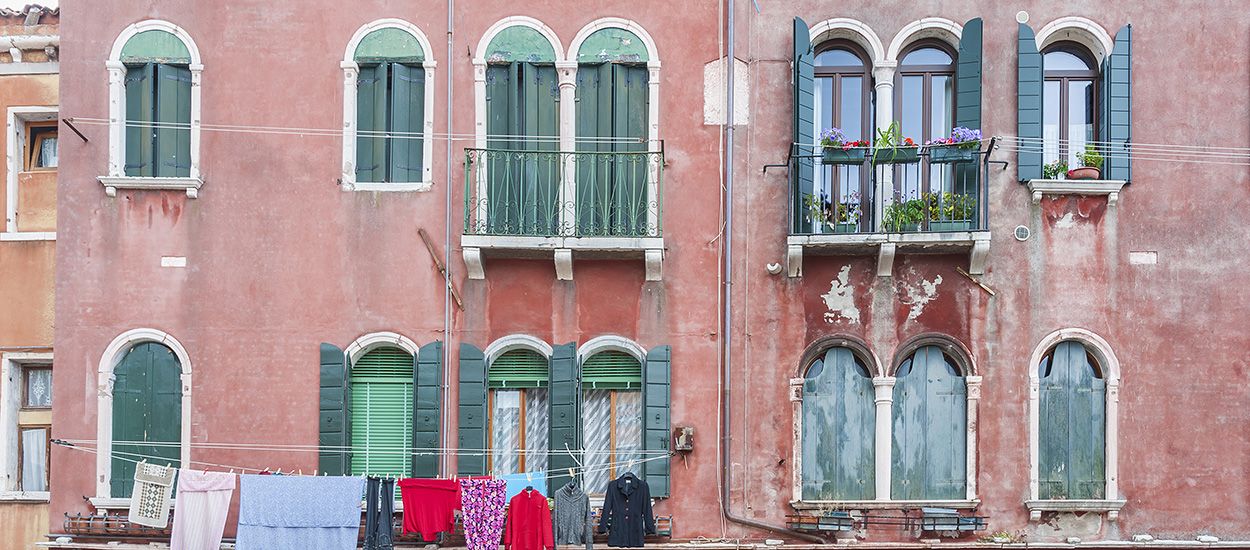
[
  {"left": 1016, "top": 11, "right": 1030, "bottom": 24},
  {"left": 1014, "top": 225, "right": 1031, "bottom": 241}
]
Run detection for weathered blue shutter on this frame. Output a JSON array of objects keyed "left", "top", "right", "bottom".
[
  {"left": 548, "top": 342, "right": 579, "bottom": 493},
  {"left": 124, "top": 63, "right": 155, "bottom": 177},
  {"left": 1101, "top": 25, "right": 1132, "bottom": 182},
  {"left": 413, "top": 341, "right": 442, "bottom": 477},
  {"left": 643, "top": 345, "right": 672, "bottom": 498},
  {"left": 792, "top": 18, "right": 815, "bottom": 233},
  {"left": 319, "top": 343, "right": 350, "bottom": 476},
  {"left": 1017, "top": 23, "right": 1043, "bottom": 181},
  {"left": 356, "top": 64, "right": 388, "bottom": 183},
  {"left": 389, "top": 63, "right": 425, "bottom": 183},
  {"left": 955, "top": 18, "right": 982, "bottom": 130},
  {"left": 154, "top": 64, "right": 191, "bottom": 177},
  {"left": 801, "top": 347, "right": 874, "bottom": 500},
  {"left": 1039, "top": 341, "right": 1106, "bottom": 499},
  {"left": 458, "top": 343, "right": 488, "bottom": 475},
  {"left": 891, "top": 346, "right": 966, "bottom": 500}
]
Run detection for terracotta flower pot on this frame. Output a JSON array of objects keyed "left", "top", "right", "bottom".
[{"left": 1066, "top": 167, "right": 1102, "bottom": 180}]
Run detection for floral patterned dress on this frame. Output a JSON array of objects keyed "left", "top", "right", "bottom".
[{"left": 460, "top": 478, "right": 507, "bottom": 550}]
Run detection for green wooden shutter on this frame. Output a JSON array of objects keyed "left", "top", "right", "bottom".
[
  {"left": 792, "top": 17, "right": 815, "bottom": 233},
  {"left": 413, "top": 341, "right": 442, "bottom": 477},
  {"left": 891, "top": 346, "right": 966, "bottom": 500},
  {"left": 643, "top": 345, "right": 671, "bottom": 497},
  {"left": 356, "top": 64, "right": 388, "bottom": 183},
  {"left": 154, "top": 64, "right": 191, "bottom": 177},
  {"left": 1017, "top": 23, "right": 1044, "bottom": 182},
  {"left": 111, "top": 342, "right": 181, "bottom": 497},
  {"left": 485, "top": 64, "right": 516, "bottom": 233},
  {"left": 350, "top": 347, "right": 414, "bottom": 477},
  {"left": 548, "top": 342, "right": 579, "bottom": 493},
  {"left": 389, "top": 63, "right": 425, "bottom": 183},
  {"left": 575, "top": 63, "right": 614, "bottom": 235},
  {"left": 522, "top": 63, "right": 561, "bottom": 235},
  {"left": 319, "top": 343, "right": 350, "bottom": 477},
  {"left": 1101, "top": 25, "right": 1132, "bottom": 182},
  {"left": 801, "top": 347, "right": 874, "bottom": 501},
  {"left": 458, "top": 343, "right": 488, "bottom": 476},
  {"left": 1039, "top": 341, "right": 1106, "bottom": 499},
  {"left": 955, "top": 18, "right": 982, "bottom": 131},
  {"left": 124, "top": 63, "right": 155, "bottom": 177},
  {"left": 613, "top": 65, "right": 649, "bottom": 236},
  {"left": 489, "top": 348, "right": 549, "bottom": 388},
  {"left": 582, "top": 351, "right": 643, "bottom": 390}
]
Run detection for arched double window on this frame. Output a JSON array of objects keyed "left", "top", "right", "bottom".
[
  {"left": 896, "top": 43, "right": 956, "bottom": 198},
  {"left": 110, "top": 342, "right": 183, "bottom": 497},
  {"left": 891, "top": 345, "right": 966, "bottom": 500},
  {"left": 812, "top": 42, "right": 872, "bottom": 233},
  {"left": 799, "top": 346, "right": 875, "bottom": 500},
  {"left": 1036, "top": 340, "right": 1106, "bottom": 499},
  {"left": 1042, "top": 45, "right": 1099, "bottom": 168}
]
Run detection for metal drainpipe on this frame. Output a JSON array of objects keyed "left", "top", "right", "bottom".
[
  {"left": 719, "top": 0, "right": 826, "bottom": 543},
  {"left": 442, "top": 0, "right": 455, "bottom": 477}
]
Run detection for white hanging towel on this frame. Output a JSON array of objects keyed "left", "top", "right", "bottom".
[
  {"left": 128, "top": 462, "right": 177, "bottom": 528},
  {"left": 170, "top": 469, "right": 237, "bottom": 550}
]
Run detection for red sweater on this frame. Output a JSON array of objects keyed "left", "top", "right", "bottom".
[{"left": 505, "top": 489, "right": 553, "bottom": 550}]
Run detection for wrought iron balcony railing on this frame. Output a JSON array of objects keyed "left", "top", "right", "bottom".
[{"left": 464, "top": 148, "right": 663, "bottom": 239}]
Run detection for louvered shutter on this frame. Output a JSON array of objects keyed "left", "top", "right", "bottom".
[
  {"left": 1017, "top": 23, "right": 1044, "bottom": 181},
  {"left": 356, "top": 64, "right": 388, "bottom": 183},
  {"left": 1101, "top": 25, "right": 1132, "bottom": 182},
  {"left": 792, "top": 17, "right": 815, "bottom": 233},
  {"left": 643, "top": 345, "right": 671, "bottom": 497},
  {"left": 124, "top": 63, "right": 155, "bottom": 177},
  {"left": 413, "top": 341, "right": 442, "bottom": 477},
  {"left": 582, "top": 350, "right": 642, "bottom": 390},
  {"left": 350, "top": 347, "right": 414, "bottom": 477},
  {"left": 154, "top": 64, "right": 191, "bottom": 177},
  {"left": 390, "top": 63, "right": 425, "bottom": 183},
  {"left": 955, "top": 18, "right": 983, "bottom": 130},
  {"left": 548, "top": 342, "right": 579, "bottom": 493},
  {"left": 489, "top": 349, "right": 549, "bottom": 388},
  {"left": 457, "top": 343, "right": 488, "bottom": 475},
  {"left": 319, "top": 343, "right": 350, "bottom": 477}
]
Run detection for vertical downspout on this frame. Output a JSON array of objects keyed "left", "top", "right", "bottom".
[
  {"left": 718, "top": 1, "right": 827, "bottom": 543},
  {"left": 442, "top": 0, "right": 455, "bottom": 477}
]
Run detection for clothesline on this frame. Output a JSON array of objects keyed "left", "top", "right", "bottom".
[{"left": 58, "top": 438, "right": 671, "bottom": 456}]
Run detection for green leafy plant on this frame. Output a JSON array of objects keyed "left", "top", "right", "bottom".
[
  {"left": 804, "top": 192, "right": 862, "bottom": 228},
  {"left": 875, "top": 120, "right": 917, "bottom": 151},
  {"left": 1043, "top": 159, "right": 1069, "bottom": 179},
  {"left": 883, "top": 194, "right": 927, "bottom": 231},
  {"left": 934, "top": 192, "right": 977, "bottom": 221},
  {"left": 1076, "top": 143, "right": 1104, "bottom": 168}
]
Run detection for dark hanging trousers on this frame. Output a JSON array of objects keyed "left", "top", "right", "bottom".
[{"left": 364, "top": 477, "right": 396, "bottom": 550}]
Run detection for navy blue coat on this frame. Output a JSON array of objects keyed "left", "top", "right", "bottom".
[{"left": 596, "top": 472, "right": 655, "bottom": 547}]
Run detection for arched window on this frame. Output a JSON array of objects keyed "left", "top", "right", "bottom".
[
  {"left": 488, "top": 348, "right": 550, "bottom": 476},
  {"left": 891, "top": 345, "right": 966, "bottom": 500},
  {"left": 112, "top": 27, "right": 196, "bottom": 180},
  {"left": 111, "top": 342, "right": 182, "bottom": 497},
  {"left": 813, "top": 42, "right": 872, "bottom": 233},
  {"left": 800, "top": 346, "right": 874, "bottom": 500},
  {"left": 581, "top": 350, "right": 643, "bottom": 493},
  {"left": 1042, "top": 44, "right": 1098, "bottom": 168},
  {"left": 1037, "top": 340, "right": 1105, "bottom": 499},
  {"left": 350, "top": 346, "right": 414, "bottom": 477},
  {"left": 896, "top": 43, "right": 956, "bottom": 199}
]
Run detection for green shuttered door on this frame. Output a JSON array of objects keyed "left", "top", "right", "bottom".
[
  {"left": 124, "top": 64, "right": 155, "bottom": 177},
  {"left": 486, "top": 62, "right": 560, "bottom": 235},
  {"left": 111, "top": 342, "right": 182, "bottom": 497},
  {"left": 792, "top": 17, "right": 815, "bottom": 234},
  {"left": 350, "top": 346, "right": 414, "bottom": 477},
  {"left": 643, "top": 346, "right": 671, "bottom": 497},
  {"left": 575, "top": 63, "right": 649, "bottom": 236},
  {"left": 1039, "top": 341, "right": 1106, "bottom": 499},
  {"left": 801, "top": 347, "right": 874, "bottom": 500},
  {"left": 548, "top": 343, "right": 579, "bottom": 493},
  {"left": 1017, "top": 23, "right": 1044, "bottom": 182},
  {"left": 458, "top": 344, "right": 488, "bottom": 476},
  {"left": 413, "top": 341, "right": 442, "bottom": 477},
  {"left": 891, "top": 346, "right": 966, "bottom": 500},
  {"left": 319, "top": 343, "right": 350, "bottom": 476}
]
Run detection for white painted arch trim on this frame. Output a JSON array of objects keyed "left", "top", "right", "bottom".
[
  {"left": 885, "top": 17, "right": 963, "bottom": 63},
  {"left": 474, "top": 16, "right": 566, "bottom": 65},
  {"left": 808, "top": 18, "right": 886, "bottom": 65},
  {"left": 484, "top": 334, "right": 554, "bottom": 364},
  {"left": 344, "top": 331, "right": 420, "bottom": 363},
  {"left": 566, "top": 17, "right": 661, "bottom": 67},
  {"left": 108, "top": 19, "right": 202, "bottom": 66},
  {"left": 1027, "top": 328, "right": 1121, "bottom": 508},
  {"left": 1035, "top": 16, "right": 1114, "bottom": 66},
  {"left": 340, "top": 19, "right": 437, "bottom": 191},
  {"left": 95, "top": 328, "right": 193, "bottom": 498},
  {"left": 576, "top": 335, "right": 646, "bottom": 365}
]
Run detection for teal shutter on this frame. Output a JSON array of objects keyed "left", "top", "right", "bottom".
[
  {"left": 1017, "top": 23, "right": 1043, "bottom": 181},
  {"left": 457, "top": 343, "right": 488, "bottom": 475},
  {"left": 1039, "top": 342, "right": 1106, "bottom": 499},
  {"left": 111, "top": 342, "right": 182, "bottom": 497},
  {"left": 643, "top": 345, "right": 671, "bottom": 497},
  {"left": 891, "top": 346, "right": 966, "bottom": 500},
  {"left": 485, "top": 64, "right": 515, "bottom": 233},
  {"left": 319, "top": 343, "right": 350, "bottom": 477},
  {"left": 801, "top": 347, "right": 874, "bottom": 501},
  {"left": 575, "top": 63, "right": 614, "bottom": 235},
  {"left": 548, "top": 342, "right": 579, "bottom": 493},
  {"left": 124, "top": 63, "right": 155, "bottom": 177},
  {"left": 613, "top": 65, "right": 649, "bottom": 236},
  {"left": 955, "top": 18, "right": 982, "bottom": 130},
  {"left": 356, "top": 64, "right": 388, "bottom": 183},
  {"left": 1101, "top": 25, "right": 1132, "bottom": 182},
  {"left": 792, "top": 17, "right": 815, "bottom": 233},
  {"left": 154, "top": 64, "right": 191, "bottom": 177},
  {"left": 350, "top": 347, "right": 414, "bottom": 477},
  {"left": 389, "top": 63, "right": 425, "bottom": 183},
  {"left": 413, "top": 341, "right": 442, "bottom": 477}
]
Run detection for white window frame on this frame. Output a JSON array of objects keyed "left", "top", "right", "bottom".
[
  {"left": 1026, "top": 328, "right": 1124, "bottom": 520},
  {"left": 4, "top": 106, "right": 57, "bottom": 241},
  {"left": 93, "top": 328, "right": 192, "bottom": 506},
  {"left": 0, "top": 351, "right": 52, "bottom": 501},
  {"left": 340, "top": 19, "right": 436, "bottom": 192}
]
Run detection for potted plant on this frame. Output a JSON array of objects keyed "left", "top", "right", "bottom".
[
  {"left": 804, "top": 192, "right": 862, "bottom": 233},
  {"left": 928, "top": 192, "right": 977, "bottom": 232},
  {"left": 1067, "top": 144, "right": 1104, "bottom": 179},
  {"left": 819, "top": 128, "right": 869, "bottom": 165},
  {"left": 927, "top": 127, "right": 982, "bottom": 164},
  {"left": 1043, "top": 159, "right": 1069, "bottom": 180},
  {"left": 872, "top": 121, "right": 920, "bottom": 164},
  {"left": 883, "top": 193, "right": 926, "bottom": 232}
]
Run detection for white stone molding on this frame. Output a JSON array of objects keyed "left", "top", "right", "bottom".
[
  {"left": 789, "top": 376, "right": 806, "bottom": 502},
  {"left": 969, "top": 237, "right": 991, "bottom": 275},
  {"left": 344, "top": 331, "right": 420, "bottom": 363},
  {"left": 566, "top": 17, "right": 660, "bottom": 68},
  {"left": 577, "top": 335, "right": 646, "bottom": 365},
  {"left": 885, "top": 18, "right": 963, "bottom": 63},
  {"left": 5, "top": 106, "right": 57, "bottom": 235},
  {"left": 484, "top": 334, "right": 554, "bottom": 364},
  {"left": 96, "top": 328, "right": 193, "bottom": 498},
  {"left": 1035, "top": 16, "right": 1114, "bottom": 65},
  {"left": 554, "top": 248, "right": 574, "bottom": 281},
  {"left": 876, "top": 242, "right": 896, "bottom": 277},
  {"left": 964, "top": 375, "right": 982, "bottom": 501},
  {"left": 786, "top": 244, "right": 803, "bottom": 278},
  {"left": 463, "top": 247, "right": 485, "bottom": 280},
  {"left": 340, "top": 19, "right": 436, "bottom": 192},
  {"left": 871, "top": 376, "right": 896, "bottom": 500},
  {"left": 473, "top": 16, "right": 565, "bottom": 65},
  {"left": 0, "top": 351, "right": 52, "bottom": 496},
  {"left": 644, "top": 249, "right": 663, "bottom": 282},
  {"left": 1027, "top": 179, "right": 1127, "bottom": 206},
  {"left": 808, "top": 18, "right": 886, "bottom": 65}
]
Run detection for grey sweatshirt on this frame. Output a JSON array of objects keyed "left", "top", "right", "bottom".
[{"left": 554, "top": 480, "right": 591, "bottom": 545}]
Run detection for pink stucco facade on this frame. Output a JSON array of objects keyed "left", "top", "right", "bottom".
[{"left": 53, "top": 0, "right": 1250, "bottom": 546}]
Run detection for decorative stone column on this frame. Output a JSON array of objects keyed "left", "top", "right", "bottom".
[
  {"left": 872, "top": 376, "right": 896, "bottom": 500},
  {"left": 965, "top": 375, "right": 982, "bottom": 500},
  {"left": 789, "top": 377, "right": 806, "bottom": 502},
  {"left": 556, "top": 61, "right": 578, "bottom": 236},
  {"left": 871, "top": 62, "right": 897, "bottom": 229}
]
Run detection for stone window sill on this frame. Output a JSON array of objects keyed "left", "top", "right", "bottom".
[
  {"left": 791, "top": 499, "right": 980, "bottom": 510},
  {"left": 0, "top": 232, "right": 55, "bottom": 241},
  {"left": 98, "top": 176, "right": 204, "bottom": 198},
  {"left": 1026, "top": 499, "right": 1126, "bottom": 521},
  {"left": 0, "top": 490, "right": 49, "bottom": 502},
  {"left": 342, "top": 181, "right": 433, "bottom": 193},
  {"left": 1025, "top": 179, "right": 1128, "bottom": 206}
]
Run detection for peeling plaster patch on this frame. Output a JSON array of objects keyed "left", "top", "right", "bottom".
[
  {"left": 1055, "top": 211, "right": 1077, "bottom": 228},
  {"left": 821, "top": 265, "right": 860, "bottom": 324},
  {"left": 900, "top": 272, "right": 942, "bottom": 321}
]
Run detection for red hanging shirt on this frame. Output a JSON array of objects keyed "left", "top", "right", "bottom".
[
  {"left": 398, "top": 478, "right": 461, "bottom": 541},
  {"left": 504, "top": 488, "right": 554, "bottom": 550}
]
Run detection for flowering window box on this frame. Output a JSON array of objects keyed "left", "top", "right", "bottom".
[
  {"left": 873, "top": 147, "right": 921, "bottom": 165},
  {"left": 928, "top": 146, "right": 977, "bottom": 164},
  {"left": 821, "top": 147, "right": 867, "bottom": 165}
]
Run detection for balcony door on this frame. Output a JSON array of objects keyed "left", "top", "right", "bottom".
[
  {"left": 813, "top": 42, "right": 873, "bottom": 233},
  {"left": 485, "top": 62, "right": 560, "bottom": 235},
  {"left": 575, "top": 63, "right": 649, "bottom": 237},
  {"left": 895, "top": 44, "right": 955, "bottom": 199}
]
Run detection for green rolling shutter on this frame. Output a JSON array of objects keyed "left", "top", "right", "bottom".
[
  {"left": 124, "top": 63, "right": 155, "bottom": 177},
  {"left": 582, "top": 351, "right": 642, "bottom": 390},
  {"left": 1101, "top": 25, "right": 1132, "bottom": 182},
  {"left": 319, "top": 343, "right": 350, "bottom": 476},
  {"left": 891, "top": 346, "right": 966, "bottom": 500},
  {"left": 955, "top": 18, "right": 982, "bottom": 131},
  {"left": 389, "top": 63, "right": 425, "bottom": 183},
  {"left": 350, "top": 346, "right": 414, "bottom": 478},
  {"left": 413, "top": 341, "right": 442, "bottom": 477},
  {"left": 154, "top": 64, "right": 191, "bottom": 177},
  {"left": 488, "top": 349, "right": 550, "bottom": 388},
  {"left": 792, "top": 17, "right": 815, "bottom": 234},
  {"left": 801, "top": 347, "right": 874, "bottom": 501},
  {"left": 458, "top": 343, "right": 488, "bottom": 476},
  {"left": 356, "top": 63, "right": 388, "bottom": 183},
  {"left": 1039, "top": 341, "right": 1106, "bottom": 499},
  {"left": 548, "top": 342, "right": 579, "bottom": 493},
  {"left": 643, "top": 345, "right": 671, "bottom": 497},
  {"left": 111, "top": 342, "right": 182, "bottom": 497},
  {"left": 1017, "top": 23, "right": 1043, "bottom": 182}
]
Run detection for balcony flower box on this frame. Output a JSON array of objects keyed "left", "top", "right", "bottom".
[
  {"left": 832, "top": 222, "right": 859, "bottom": 234},
  {"left": 822, "top": 147, "right": 867, "bottom": 165},
  {"left": 928, "top": 146, "right": 976, "bottom": 164},
  {"left": 927, "top": 127, "right": 982, "bottom": 164},
  {"left": 887, "top": 222, "right": 920, "bottom": 232},
  {"left": 873, "top": 146, "right": 921, "bottom": 164},
  {"left": 928, "top": 220, "right": 974, "bottom": 232}
]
